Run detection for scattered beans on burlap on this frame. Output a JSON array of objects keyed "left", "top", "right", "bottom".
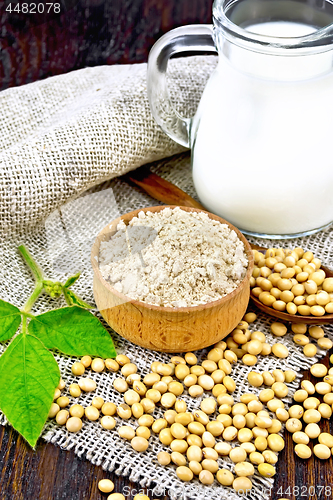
[{"left": 48, "top": 308, "right": 331, "bottom": 494}]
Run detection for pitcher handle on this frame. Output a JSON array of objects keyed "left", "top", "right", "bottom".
[{"left": 147, "top": 25, "right": 217, "bottom": 148}]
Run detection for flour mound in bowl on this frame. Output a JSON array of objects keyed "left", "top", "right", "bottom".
[{"left": 98, "top": 207, "right": 248, "bottom": 307}]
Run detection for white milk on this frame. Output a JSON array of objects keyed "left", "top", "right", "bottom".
[
  {"left": 247, "top": 21, "right": 317, "bottom": 37},
  {"left": 192, "top": 21, "right": 333, "bottom": 236}
]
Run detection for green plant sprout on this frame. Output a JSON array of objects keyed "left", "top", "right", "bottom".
[{"left": 0, "top": 245, "right": 116, "bottom": 447}]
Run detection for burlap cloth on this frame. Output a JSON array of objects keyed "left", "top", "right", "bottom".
[{"left": 1, "top": 56, "right": 333, "bottom": 500}]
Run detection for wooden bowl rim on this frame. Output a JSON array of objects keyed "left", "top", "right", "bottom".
[{"left": 91, "top": 205, "right": 254, "bottom": 313}]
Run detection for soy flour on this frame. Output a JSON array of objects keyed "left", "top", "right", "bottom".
[{"left": 98, "top": 207, "right": 248, "bottom": 307}]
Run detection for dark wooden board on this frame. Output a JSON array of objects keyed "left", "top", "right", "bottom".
[{"left": 0, "top": 0, "right": 213, "bottom": 90}]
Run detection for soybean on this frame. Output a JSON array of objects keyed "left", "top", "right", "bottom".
[
  {"left": 216, "top": 468, "right": 234, "bottom": 486},
  {"left": 131, "top": 436, "right": 149, "bottom": 452},
  {"left": 258, "top": 463, "right": 276, "bottom": 477},
  {"left": 313, "top": 444, "right": 331, "bottom": 460},
  {"left": 98, "top": 479, "right": 114, "bottom": 493}
]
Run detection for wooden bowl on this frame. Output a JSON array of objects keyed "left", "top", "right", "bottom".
[
  {"left": 250, "top": 246, "right": 333, "bottom": 324},
  {"left": 91, "top": 206, "right": 254, "bottom": 352}
]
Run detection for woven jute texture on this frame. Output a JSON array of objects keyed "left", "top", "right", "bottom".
[
  {"left": 0, "top": 56, "right": 217, "bottom": 238},
  {"left": 0, "top": 59, "right": 333, "bottom": 500}
]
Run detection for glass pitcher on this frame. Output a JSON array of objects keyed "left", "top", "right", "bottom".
[{"left": 147, "top": 0, "right": 333, "bottom": 239}]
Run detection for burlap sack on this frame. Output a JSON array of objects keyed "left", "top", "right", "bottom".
[
  {"left": 0, "top": 56, "right": 219, "bottom": 237},
  {"left": 1, "top": 57, "right": 333, "bottom": 500}
]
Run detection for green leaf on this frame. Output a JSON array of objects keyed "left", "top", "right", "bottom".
[
  {"left": 0, "top": 333, "right": 60, "bottom": 448},
  {"left": 64, "top": 272, "right": 81, "bottom": 289},
  {"left": 63, "top": 289, "right": 93, "bottom": 309},
  {"left": 0, "top": 299, "right": 22, "bottom": 342},
  {"left": 28, "top": 306, "right": 116, "bottom": 358},
  {"left": 63, "top": 288, "right": 74, "bottom": 306}
]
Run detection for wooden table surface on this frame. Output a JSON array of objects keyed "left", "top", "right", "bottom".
[
  {"left": 1, "top": 0, "right": 333, "bottom": 498},
  {"left": 0, "top": 0, "right": 213, "bottom": 90}
]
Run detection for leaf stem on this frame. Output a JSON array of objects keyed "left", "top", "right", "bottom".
[
  {"left": 22, "top": 314, "right": 27, "bottom": 334},
  {"left": 19, "top": 246, "right": 45, "bottom": 313},
  {"left": 18, "top": 245, "right": 44, "bottom": 282},
  {"left": 22, "top": 282, "right": 44, "bottom": 314},
  {"left": 21, "top": 312, "right": 35, "bottom": 319}
]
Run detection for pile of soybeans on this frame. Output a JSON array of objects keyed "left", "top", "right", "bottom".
[
  {"left": 48, "top": 312, "right": 333, "bottom": 497},
  {"left": 251, "top": 247, "right": 333, "bottom": 317},
  {"left": 47, "top": 246, "right": 333, "bottom": 498}
]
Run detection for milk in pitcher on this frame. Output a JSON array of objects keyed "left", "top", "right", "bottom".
[
  {"left": 147, "top": 0, "right": 333, "bottom": 237},
  {"left": 192, "top": 19, "right": 333, "bottom": 236}
]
